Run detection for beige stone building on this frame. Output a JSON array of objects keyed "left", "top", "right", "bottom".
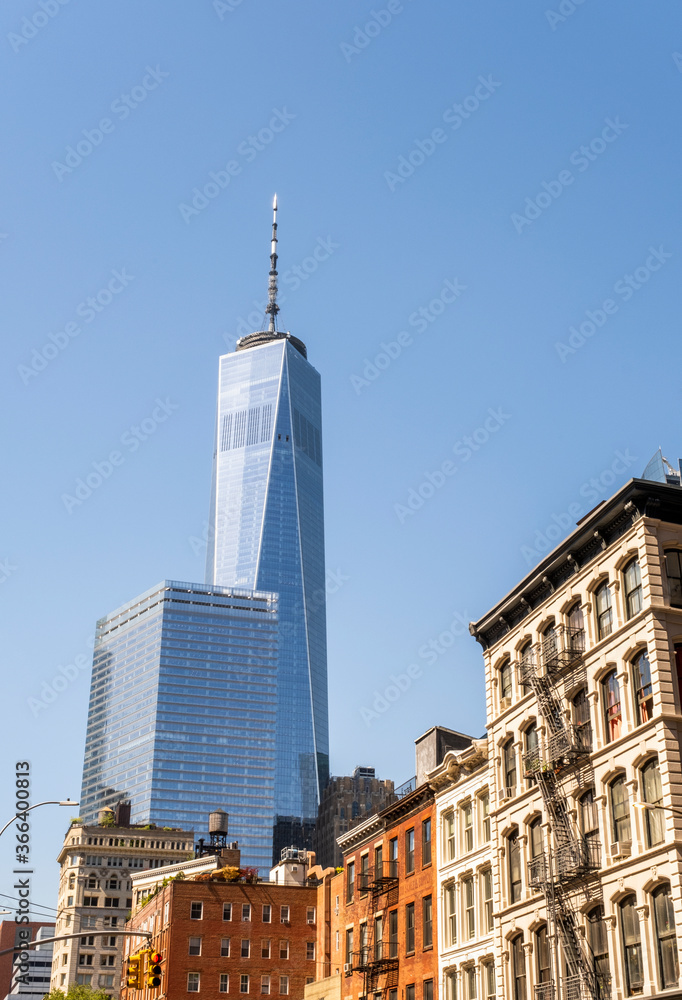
[
  {"left": 50, "top": 811, "right": 193, "bottom": 997},
  {"left": 470, "top": 472, "right": 682, "bottom": 1000}
]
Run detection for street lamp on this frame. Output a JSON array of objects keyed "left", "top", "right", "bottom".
[
  {"left": 632, "top": 800, "right": 682, "bottom": 818},
  {"left": 0, "top": 800, "right": 79, "bottom": 839}
]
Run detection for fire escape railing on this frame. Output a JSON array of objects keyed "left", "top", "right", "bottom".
[{"left": 350, "top": 862, "right": 399, "bottom": 996}]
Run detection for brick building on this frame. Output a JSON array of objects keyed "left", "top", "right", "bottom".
[{"left": 122, "top": 850, "right": 320, "bottom": 1000}]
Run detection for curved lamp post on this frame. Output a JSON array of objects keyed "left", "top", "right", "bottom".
[{"left": 0, "top": 800, "right": 79, "bottom": 839}]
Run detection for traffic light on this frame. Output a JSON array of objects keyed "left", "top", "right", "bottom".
[
  {"left": 146, "top": 951, "right": 163, "bottom": 989},
  {"left": 126, "top": 954, "right": 143, "bottom": 990}
]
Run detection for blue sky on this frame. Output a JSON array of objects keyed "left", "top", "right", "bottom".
[{"left": 2, "top": 0, "right": 681, "bottom": 914}]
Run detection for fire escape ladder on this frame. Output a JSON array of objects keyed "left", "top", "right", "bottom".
[{"left": 355, "top": 862, "right": 399, "bottom": 997}]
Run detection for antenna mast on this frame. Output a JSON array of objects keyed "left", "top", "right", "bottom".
[{"left": 265, "top": 194, "right": 279, "bottom": 333}]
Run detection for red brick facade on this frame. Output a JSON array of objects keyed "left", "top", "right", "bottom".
[
  {"left": 121, "top": 879, "right": 319, "bottom": 1000},
  {"left": 317, "top": 785, "right": 438, "bottom": 1000}
]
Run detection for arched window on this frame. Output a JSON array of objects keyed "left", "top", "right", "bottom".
[
  {"left": 641, "top": 758, "right": 664, "bottom": 847},
  {"left": 503, "top": 740, "right": 517, "bottom": 797},
  {"left": 623, "top": 559, "right": 643, "bottom": 619},
  {"left": 535, "top": 925, "right": 551, "bottom": 985},
  {"left": 511, "top": 934, "right": 526, "bottom": 1000},
  {"left": 602, "top": 670, "right": 622, "bottom": 743},
  {"left": 632, "top": 651, "right": 653, "bottom": 725},
  {"left": 619, "top": 895, "right": 644, "bottom": 995},
  {"left": 524, "top": 724, "right": 539, "bottom": 785},
  {"left": 652, "top": 883, "right": 679, "bottom": 990},
  {"left": 567, "top": 601, "right": 585, "bottom": 644},
  {"left": 610, "top": 775, "right": 631, "bottom": 845},
  {"left": 595, "top": 582, "right": 613, "bottom": 640},
  {"left": 572, "top": 687, "right": 592, "bottom": 749},
  {"left": 587, "top": 906, "right": 610, "bottom": 996},
  {"left": 499, "top": 660, "right": 512, "bottom": 704},
  {"left": 508, "top": 829, "right": 522, "bottom": 903},
  {"left": 519, "top": 642, "right": 535, "bottom": 690},
  {"left": 529, "top": 816, "right": 543, "bottom": 860},
  {"left": 542, "top": 623, "right": 557, "bottom": 671},
  {"left": 664, "top": 550, "right": 682, "bottom": 607},
  {"left": 579, "top": 788, "right": 600, "bottom": 865}
]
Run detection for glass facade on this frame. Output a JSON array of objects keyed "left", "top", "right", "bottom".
[
  {"left": 79, "top": 581, "right": 279, "bottom": 870},
  {"left": 205, "top": 335, "right": 329, "bottom": 859}
]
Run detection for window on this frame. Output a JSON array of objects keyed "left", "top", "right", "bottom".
[
  {"left": 261, "top": 939, "right": 271, "bottom": 959},
  {"left": 76, "top": 976, "right": 92, "bottom": 986},
  {"left": 345, "top": 928, "right": 353, "bottom": 964},
  {"left": 524, "top": 725, "right": 539, "bottom": 784},
  {"left": 503, "top": 740, "right": 517, "bottom": 797},
  {"left": 406, "top": 902, "right": 415, "bottom": 953},
  {"left": 653, "top": 884, "right": 679, "bottom": 989},
  {"left": 641, "top": 758, "right": 664, "bottom": 846},
  {"left": 280, "top": 939, "right": 289, "bottom": 960},
  {"left": 445, "top": 812, "right": 456, "bottom": 860},
  {"left": 624, "top": 559, "right": 643, "bottom": 618},
  {"left": 280, "top": 906, "right": 289, "bottom": 923},
  {"left": 406, "top": 986, "right": 415, "bottom": 1000},
  {"left": 542, "top": 623, "right": 557, "bottom": 668},
  {"left": 306, "top": 942, "right": 315, "bottom": 961},
  {"left": 390, "top": 990, "right": 398, "bottom": 1000},
  {"left": 80, "top": 936, "right": 95, "bottom": 946},
  {"left": 103, "top": 896, "right": 119, "bottom": 907},
  {"left": 445, "top": 972, "right": 457, "bottom": 1000},
  {"left": 389, "top": 837, "right": 398, "bottom": 865},
  {"left": 463, "top": 877, "right": 475, "bottom": 939},
  {"left": 242, "top": 904, "right": 251, "bottom": 922},
  {"left": 536, "top": 926, "right": 550, "bottom": 984},
  {"left": 620, "top": 896, "right": 644, "bottom": 995},
  {"left": 423, "top": 895, "right": 433, "bottom": 948},
  {"left": 511, "top": 935, "right": 526, "bottom": 1000},
  {"left": 573, "top": 687, "right": 592, "bottom": 748},
  {"left": 78, "top": 955, "right": 93, "bottom": 966},
  {"left": 602, "top": 670, "right": 622, "bottom": 743},
  {"left": 665, "top": 550, "right": 682, "bottom": 607},
  {"left": 480, "top": 791, "right": 490, "bottom": 841},
  {"left": 241, "top": 940, "right": 250, "bottom": 959},
  {"left": 388, "top": 909, "right": 398, "bottom": 957},
  {"left": 444, "top": 884, "right": 456, "bottom": 945},
  {"left": 580, "top": 789, "right": 600, "bottom": 864},
  {"left": 220, "top": 973, "right": 229, "bottom": 994},
  {"left": 359, "top": 922, "right": 368, "bottom": 964},
  {"left": 482, "top": 868, "right": 493, "bottom": 932},
  {"left": 465, "top": 968, "right": 476, "bottom": 1000},
  {"left": 99, "top": 955, "right": 115, "bottom": 967},
  {"left": 221, "top": 938, "right": 231, "bottom": 957},
  {"left": 346, "top": 861, "right": 355, "bottom": 902},
  {"left": 240, "top": 975, "right": 250, "bottom": 994},
  {"left": 596, "top": 582, "right": 613, "bottom": 639},
  {"left": 374, "top": 915, "right": 383, "bottom": 960},
  {"left": 611, "top": 775, "right": 632, "bottom": 844},
  {"left": 633, "top": 652, "right": 653, "bottom": 724},
  {"left": 483, "top": 963, "right": 495, "bottom": 1000},
  {"left": 100, "top": 975, "right": 115, "bottom": 989},
  {"left": 261, "top": 976, "right": 271, "bottom": 996},
  {"left": 406, "top": 829, "right": 415, "bottom": 873},
  {"left": 529, "top": 817, "right": 543, "bottom": 860},
  {"left": 424, "top": 980, "right": 434, "bottom": 1000},
  {"left": 189, "top": 937, "right": 202, "bottom": 956},
  {"left": 422, "top": 818, "right": 432, "bottom": 865},
  {"left": 520, "top": 643, "right": 535, "bottom": 688},
  {"left": 279, "top": 977, "right": 289, "bottom": 995},
  {"left": 587, "top": 906, "right": 610, "bottom": 994},
  {"left": 263, "top": 905, "right": 271, "bottom": 923},
  {"left": 462, "top": 802, "right": 473, "bottom": 852},
  {"left": 191, "top": 901, "right": 203, "bottom": 920},
  {"left": 568, "top": 601, "right": 584, "bottom": 633},
  {"left": 223, "top": 903, "right": 232, "bottom": 921},
  {"left": 508, "top": 829, "right": 522, "bottom": 903},
  {"left": 374, "top": 844, "right": 383, "bottom": 878},
  {"left": 82, "top": 896, "right": 98, "bottom": 907},
  {"left": 499, "top": 660, "right": 512, "bottom": 703},
  {"left": 360, "top": 853, "right": 369, "bottom": 891},
  {"left": 306, "top": 906, "right": 316, "bottom": 924},
  {"left": 188, "top": 973, "right": 200, "bottom": 993}
]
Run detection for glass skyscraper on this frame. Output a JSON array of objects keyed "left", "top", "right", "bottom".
[
  {"left": 79, "top": 581, "right": 279, "bottom": 870},
  {"left": 205, "top": 329, "right": 329, "bottom": 859}
]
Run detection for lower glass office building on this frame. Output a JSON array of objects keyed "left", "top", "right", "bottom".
[{"left": 79, "top": 580, "right": 278, "bottom": 871}]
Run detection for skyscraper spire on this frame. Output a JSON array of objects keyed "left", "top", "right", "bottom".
[{"left": 265, "top": 194, "right": 279, "bottom": 333}]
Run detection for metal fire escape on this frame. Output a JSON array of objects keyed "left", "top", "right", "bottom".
[
  {"left": 520, "top": 626, "right": 609, "bottom": 1000},
  {"left": 353, "top": 861, "right": 399, "bottom": 997}
]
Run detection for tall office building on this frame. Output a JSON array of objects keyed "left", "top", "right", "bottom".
[
  {"left": 79, "top": 581, "right": 278, "bottom": 869},
  {"left": 205, "top": 198, "right": 329, "bottom": 858}
]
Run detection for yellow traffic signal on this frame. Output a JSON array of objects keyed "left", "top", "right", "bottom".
[
  {"left": 126, "top": 954, "right": 143, "bottom": 990},
  {"left": 146, "top": 951, "right": 163, "bottom": 989}
]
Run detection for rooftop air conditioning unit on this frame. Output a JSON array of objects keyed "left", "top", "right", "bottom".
[
  {"left": 344, "top": 964, "right": 353, "bottom": 977},
  {"left": 610, "top": 841, "right": 632, "bottom": 860}
]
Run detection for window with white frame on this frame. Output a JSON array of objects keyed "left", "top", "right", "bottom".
[
  {"left": 462, "top": 802, "right": 473, "bottom": 853},
  {"left": 188, "top": 972, "right": 200, "bottom": 993},
  {"left": 444, "top": 884, "right": 456, "bottom": 945}
]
